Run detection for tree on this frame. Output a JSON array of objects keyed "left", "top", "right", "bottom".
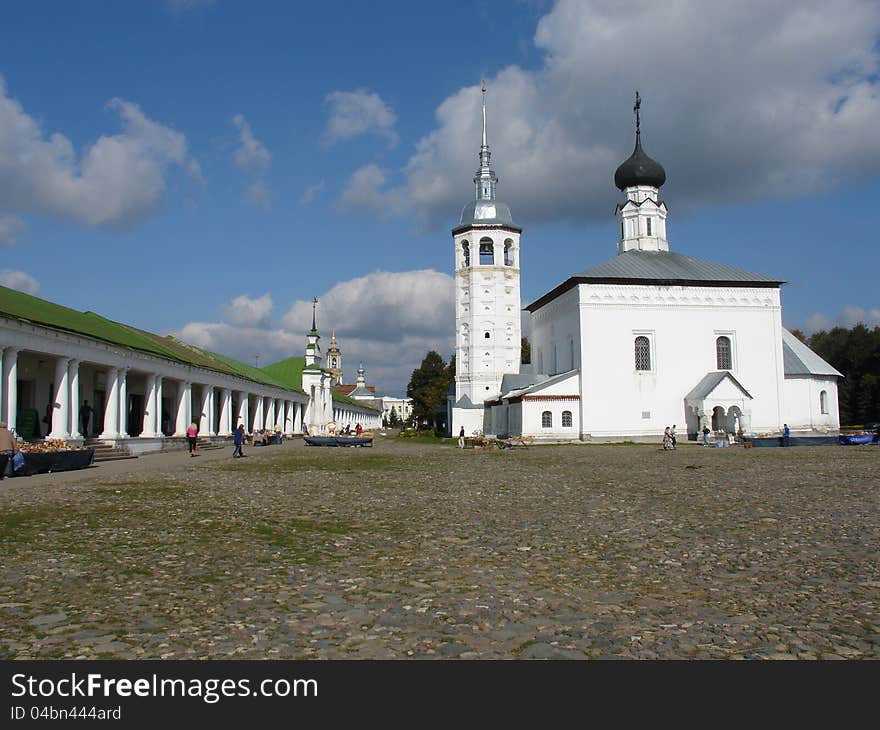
[
  {"left": 806, "top": 324, "right": 880, "bottom": 425},
  {"left": 521, "top": 336, "right": 531, "bottom": 364},
  {"left": 407, "top": 350, "right": 454, "bottom": 428},
  {"left": 387, "top": 406, "right": 400, "bottom": 428}
]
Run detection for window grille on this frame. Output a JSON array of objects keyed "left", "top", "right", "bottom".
[
  {"left": 716, "top": 336, "right": 732, "bottom": 370},
  {"left": 462, "top": 241, "right": 470, "bottom": 267},
  {"left": 635, "top": 336, "right": 651, "bottom": 371},
  {"left": 541, "top": 411, "right": 552, "bottom": 428},
  {"left": 562, "top": 411, "right": 572, "bottom": 427},
  {"left": 504, "top": 240, "right": 513, "bottom": 266}
]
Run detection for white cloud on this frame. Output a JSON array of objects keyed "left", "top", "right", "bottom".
[
  {"left": 340, "top": 0, "right": 880, "bottom": 228},
  {"left": 281, "top": 269, "right": 453, "bottom": 344},
  {"left": 245, "top": 180, "right": 271, "bottom": 209},
  {"left": 839, "top": 306, "right": 880, "bottom": 328},
  {"left": 0, "top": 269, "right": 39, "bottom": 295},
  {"left": 803, "top": 312, "right": 831, "bottom": 333},
  {"left": 173, "top": 270, "right": 455, "bottom": 395},
  {"left": 801, "top": 306, "right": 880, "bottom": 332},
  {"left": 223, "top": 293, "right": 273, "bottom": 327},
  {"left": 0, "top": 214, "right": 24, "bottom": 245},
  {"left": 324, "top": 89, "right": 398, "bottom": 146},
  {"left": 301, "top": 179, "right": 325, "bottom": 207},
  {"left": 232, "top": 114, "right": 270, "bottom": 172},
  {"left": 0, "top": 78, "right": 198, "bottom": 227}
]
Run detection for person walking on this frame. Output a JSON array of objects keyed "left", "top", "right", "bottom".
[
  {"left": 355, "top": 423, "right": 363, "bottom": 435},
  {"left": 782, "top": 423, "right": 791, "bottom": 447},
  {"left": 670, "top": 424, "right": 677, "bottom": 449},
  {"left": 232, "top": 423, "right": 246, "bottom": 458},
  {"left": 186, "top": 422, "right": 199, "bottom": 457},
  {"left": 702, "top": 424, "right": 710, "bottom": 446},
  {"left": 458, "top": 425, "right": 466, "bottom": 449},
  {"left": 79, "top": 400, "right": 93, "bottom": 438},
  {"left": 663, "top": 426, "right": 673, "bottom": 450}
]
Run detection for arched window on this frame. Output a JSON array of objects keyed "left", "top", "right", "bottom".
[
  {"left": 461, "top": 241, "right": 470, "bottom": 267},
  {"left": 479, "top": 238, "right": 494, "bottom": 265},
  {"left": 716, "top": 336, "right": 732, "bottom": 370},
  {"left": 635, "top": 336, "right": 651, "bottom": 371},
  {"left": 541, "top": 411, "right": 552, "bottom": 428},
  {"left": 484, "top": 332, "right": 490, "bottom": 339},
  {"left": 646, "top": 217, "right": 653, "bottom": 236},
  {"left": 820, "top": 390, "right": 828, "bottom": 414},
  {"left": 504, "top": 239, "right": 513, "bottom": 266},
  {"left": 562, "top": 411, "right": 572, "bottom": 427}
]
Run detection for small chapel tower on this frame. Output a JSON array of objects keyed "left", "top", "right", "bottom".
[
  {"left": 326, "top": 329, "right": 342, "bottom": 385},
  {"left": 451, "top": 82, "right": 522, "bottom": 433},
  {"left": 304, "top": 297, "right": 322, "bottom": 367},
  {"left": 302, "top": 297, "right": 330, "bottom": 433},
  {"left": 614, "top": 92, "right": 669, "bottom": 254}
]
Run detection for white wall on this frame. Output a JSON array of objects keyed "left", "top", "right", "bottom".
[
  {"left": 530, "top": 283, "right": 787, "bottom": 439},
  {"left": 783, "top": 376, "right": 840, "bottom": 433}
]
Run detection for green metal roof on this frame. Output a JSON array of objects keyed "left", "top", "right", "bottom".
[
  {"left": 261, "top": 356, "right": 380, "bottom": 412},
  {"left": 0, "top": 285, "right": 297, "bottom": 392}
]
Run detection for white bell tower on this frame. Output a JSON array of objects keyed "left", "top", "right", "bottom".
[{"left": 451, "top": 82, "right": 522, "bottom": 435}]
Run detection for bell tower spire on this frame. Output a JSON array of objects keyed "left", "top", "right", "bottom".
[{"left": 474, "top": 80, "right": 498, "bottom": 202}]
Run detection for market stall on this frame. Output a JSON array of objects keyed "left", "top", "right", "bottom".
[{"left": 15, "top": 440, "right": 95, "bottom": 475}]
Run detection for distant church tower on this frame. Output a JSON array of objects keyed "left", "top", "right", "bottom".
[
  {"left": 451, "top": 82, "right": 522, "bottom": 433},
  {"left": 614, "top": 92, "right": 669, "bottom": 253},
  {"left": 326, "top": 329, "right": 342, "bottom": 385}
]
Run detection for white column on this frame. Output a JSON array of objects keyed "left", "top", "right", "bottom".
[
  {"left": 155, "top": 376, "right": 164, "bottom": 436},
  {"left": 238, "top": 392, "right": 249, "bottom": 431},
  {"left": 284, "top": 401, "right": 292, "bottom": 434},
  {"left": 219, "top": 388, "right": 231, "bottom": 436},
  {"left": 266, "top": 398, "right": 276, "bottom": 430},
  {"left": 199, "top": 385, "right": 211, "bottom": 435},
  {"left": 175, "top": 381, "right": 190, "bottom": 436},
  {"left": 255, "top": 396, "right": 265, "bottom": 430},
  {"left": 49, "top": 357, "right": 71, "bottom": 440},
  {"left": 99, "top": 367, "right": 119, "bottom": 439},
  {"left": 68, "top": 359, "right": 81, "bottom": 439},
  {"left": 207, "top": 387, "right": 216, "bottom": 436},
  {"left": 141, "top": 374, "right": 157, "bottom": 437},
  {"left": 293, "top": 401, "right": 302, "bottom": 434},
  {"left": 2, "top": 348, "right": 18, "bottom": 435},
  {"left": 117, "top": 368, "right": 128, "bottom": 438}
]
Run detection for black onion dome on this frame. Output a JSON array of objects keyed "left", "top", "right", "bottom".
[{"left": 614, "top": 136, "right": 666, "bottom": 190}]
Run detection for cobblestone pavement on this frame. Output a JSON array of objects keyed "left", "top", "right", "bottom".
[{"left": 0, "top": 438, "right": 877, "bottom": 659}]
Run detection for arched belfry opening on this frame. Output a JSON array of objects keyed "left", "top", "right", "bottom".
[{"left": 479, "top": 238, "right": 494, "bottom": 265}]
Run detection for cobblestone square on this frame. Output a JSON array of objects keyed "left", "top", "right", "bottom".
[{"left": 0, "top": 439, "right": 877, "bottom": 659}]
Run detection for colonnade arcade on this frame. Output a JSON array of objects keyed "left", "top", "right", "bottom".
[{"left": 0, "top": 344, "right": 307, "bottom": 445}]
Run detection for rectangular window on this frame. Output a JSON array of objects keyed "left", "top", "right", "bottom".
[
  {"left": 646, "top": 217, "right": 652, "bottom": 236},
  {"left": 642, "top": 411, "right": 651, "bottom": 419}
]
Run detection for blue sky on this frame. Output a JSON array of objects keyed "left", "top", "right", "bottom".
[{"left": 1, "top": 0, "right": 879, "bottom": 395}]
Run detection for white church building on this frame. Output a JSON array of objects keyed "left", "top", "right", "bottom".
[{"left": 449, "top": 91, "right": 841, "bottom": 443}]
